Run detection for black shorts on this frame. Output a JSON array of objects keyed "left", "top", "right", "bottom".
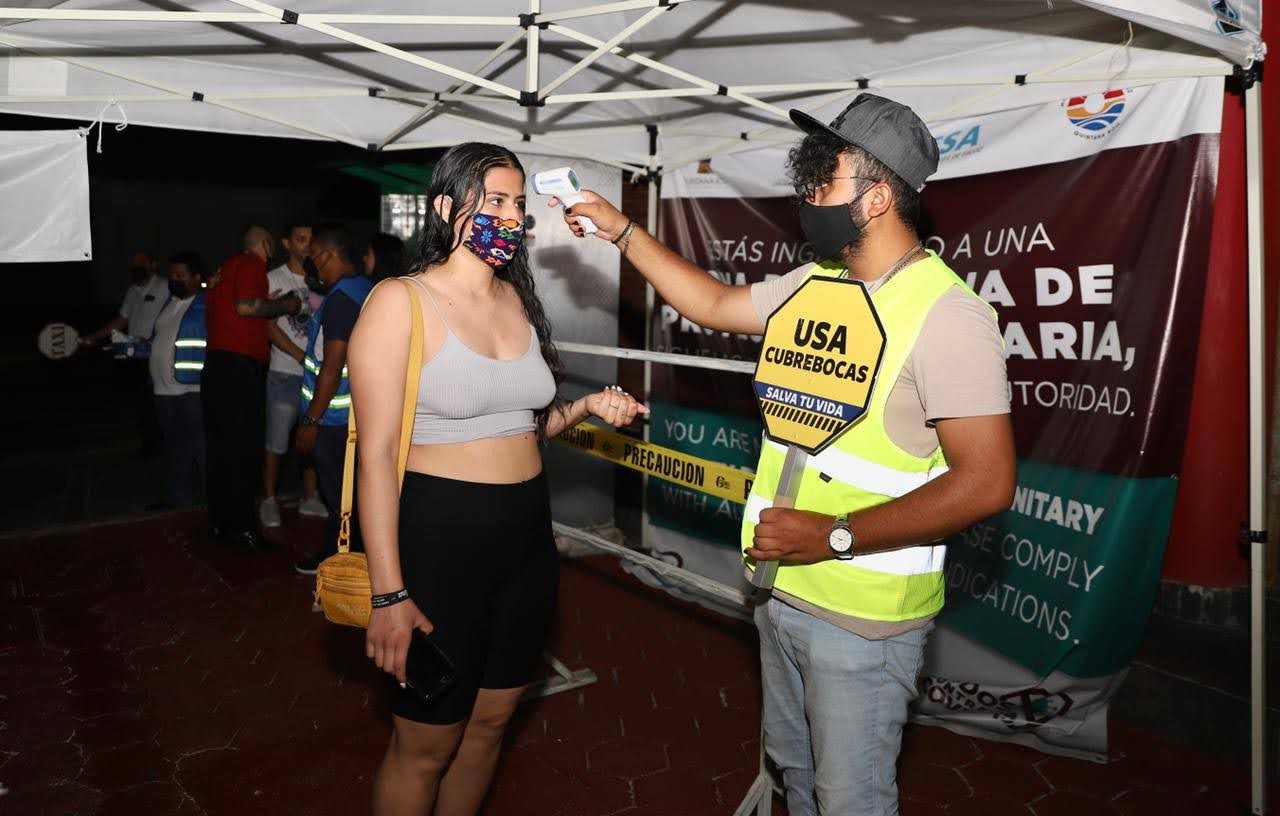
[{"left": 390, "top": 470, "right": 559, "bottom": 725}]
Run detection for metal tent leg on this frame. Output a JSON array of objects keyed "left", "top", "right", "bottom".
[{"left": 522, "top": 652, "right": 598, "bottom": 701}]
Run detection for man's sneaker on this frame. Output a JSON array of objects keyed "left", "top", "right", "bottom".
[
  {"left": 259, "top": 497, "right": 283, "bottom": 528},
  {"left": 294, "top": 553, "right": 326, "bottom": 575},
  {"left": 299, "top": 496, "right": 328, "bottom": 518}
]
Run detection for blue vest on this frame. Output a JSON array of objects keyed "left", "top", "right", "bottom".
[
  {"left": 301, "top": 275, "right": 374, "bottom": 426},
  {"left": 173, "top": 291, "right": 207, "bottom": 385}
]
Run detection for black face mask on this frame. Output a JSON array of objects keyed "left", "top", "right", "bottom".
[
  {"left": 303, "top": 257, "right": 328, "bottom": 295},
  {"left": 168, "top": 279, "right": 192, "bottom": 299},
  {"left": 799, "top": 191, "right": 870, "bottom": 262},
  {"left": 130, "top": 265, "right": 151, "bottom": 285}
]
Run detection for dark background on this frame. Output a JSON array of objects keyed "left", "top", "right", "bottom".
[
  {"left": 0, "top": 113, "right": 438, "bottom": 527},
  {"left": 0, "top": 112, "right": 440, "bottom": 334}
]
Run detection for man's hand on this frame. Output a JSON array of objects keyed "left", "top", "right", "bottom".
[
  {"left": 273, "top": 290, "right": 302, "bottom": 315},
  {"left": 745, "top": 507, "right": 835, "bottom": 565},
  {"left": 296, "top": 423, "right": 319, "bottom": 457},
  {"left": 548, "top": 189, "right": 630, "bottom": 241},
  {"left": 236, "top": 290, "right": 301, "bottom": 319}
]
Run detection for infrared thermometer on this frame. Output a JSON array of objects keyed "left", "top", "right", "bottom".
[{"left": 532, "top": 166, "right": 597, "bottom": 235}]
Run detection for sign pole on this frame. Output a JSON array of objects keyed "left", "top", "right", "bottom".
[{"left": 750, "top": 444, "right": 808, "bottom": 591}]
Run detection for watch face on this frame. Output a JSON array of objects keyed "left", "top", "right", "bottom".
[{"left": 829, "top": 527, "right": 854, "bottom": 553}]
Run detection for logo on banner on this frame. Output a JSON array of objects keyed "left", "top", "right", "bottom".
[
  {"left": 1211, "top": 0, "right": 1244, "bottom": 35},
  {"left": 752, "top": 276, "right": 886, "bottom": 454},
  {"left": 935, "top": 125, "right": 982, "bottom": 162},
  {"left": 1064, "top": 90, "right": 1127, "bottom": 139}
]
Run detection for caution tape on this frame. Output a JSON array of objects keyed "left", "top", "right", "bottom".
[{"left": 555, "top": 422, "right": 755, "bottom": 505}]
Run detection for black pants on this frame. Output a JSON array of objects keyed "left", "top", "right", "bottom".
[
  {"left": 201, "top": 350, "right": 266, "bottom": 535},
  {"left": 313, "top": 423, "right": 360, "bottom": 557},
  {"left": 121, "top": 357, "right": 162, "bottom": 454},
  {"left": 154, "top": 393, "right": 205, "bottom": 506},
  {"left": 390, "top": 471, "right": 558, "bottom": 724}
]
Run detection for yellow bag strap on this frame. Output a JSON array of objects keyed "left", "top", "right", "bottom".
[{"left": 337, "top": 278, "right": 425, "bottom": 554}]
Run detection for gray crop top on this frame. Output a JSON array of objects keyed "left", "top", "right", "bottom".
[{"left": 407, "top": 278, "right": 557, "bottom": 445}]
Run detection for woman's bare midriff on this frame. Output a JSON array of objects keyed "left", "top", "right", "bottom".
[{"left": 406, "top": 432, "right": 543, "bottom": 484}]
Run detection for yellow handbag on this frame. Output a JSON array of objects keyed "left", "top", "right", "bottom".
[{"left": 313, "top": 278, "right": 424, "bottom": 628}]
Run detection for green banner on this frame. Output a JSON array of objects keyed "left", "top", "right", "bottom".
[
  {"left": 943, "top": 460, "right": 1176, "bottom": 678},
  {"left": 646, "top": 398, "right": 760, "bottom": 543}
]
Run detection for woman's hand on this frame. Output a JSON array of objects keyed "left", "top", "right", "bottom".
[
  {"left": 547, "top": 189, "right": 630, "bottom": 241},
  {"left": 366, "top": 598, "right": 433, "bottom": 685},
  {"left": 584, "top": 385, "right": 648, "bottom": 428}
]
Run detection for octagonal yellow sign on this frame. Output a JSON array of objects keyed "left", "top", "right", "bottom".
[{"left": 752, "top": 277, "right": 887, "bottom": 454}]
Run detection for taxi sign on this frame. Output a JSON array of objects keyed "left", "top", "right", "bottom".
[
  {"left": 37, "top": 322, "right": 80, "bottom": 360},
  {"left": 752, "top": 277, "right": 886, "bottom": 454}
]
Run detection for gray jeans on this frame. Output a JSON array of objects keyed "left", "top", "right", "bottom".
[{"left": 755, "top": 598, "right": 931, "bottom": 816}]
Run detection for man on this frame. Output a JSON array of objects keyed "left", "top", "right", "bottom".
[
  {"left": 293, "top": 223, "right": 373, "bottom": 575},
  {"left": 261, "top": 219, "right": 327, "bottom": 528},
  {"left": 83, "top": 250, "right": 168, "bottom": 455},
  {"left": 148, "top": 252, "right": 207, "bottom": 508},
  {"left": 203, "top": 226, "right": 301, "bottom": 551},
  {"left": 560, "top": 95, "right": 1016, "bottom": 815}
]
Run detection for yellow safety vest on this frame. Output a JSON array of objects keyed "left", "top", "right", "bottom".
[{"left": 742, "top": 251, "right": 991, "bottom": 622}]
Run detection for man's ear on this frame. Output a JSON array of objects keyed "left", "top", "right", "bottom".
[
  {"left": 862, "top": 181, "right": 894, "bottom": 221},
  {"left": 433, "top": 194, "right": 453, "bottom": 223}
]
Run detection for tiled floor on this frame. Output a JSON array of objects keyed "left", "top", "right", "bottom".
[{"left": 0, "top": 510, "right": 1267, "bottom": 815}]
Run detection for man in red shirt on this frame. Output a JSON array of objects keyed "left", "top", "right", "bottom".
[{"left": 203, "top": 226, "right": 301, "bottom": 551}]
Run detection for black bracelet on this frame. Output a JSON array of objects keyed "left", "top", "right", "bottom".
[
  {"left": 370, "top": 588, "right": 410, "bottom": 609},
  {"left": 611, "top": 219, "right": 636, "bottom": 246}
]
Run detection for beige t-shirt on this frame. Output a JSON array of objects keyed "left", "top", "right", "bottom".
[{"left": 748, "top": 259, "right": 1010, "bottom": 639}]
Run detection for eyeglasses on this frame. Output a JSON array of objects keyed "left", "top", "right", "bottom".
[{"left": 825, "top": 175, "right": 883, "bottom": 185}]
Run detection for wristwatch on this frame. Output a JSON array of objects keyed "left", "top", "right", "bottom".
[
  {"left": 828, "top": 516, "right": 855, "bottom": 560},
  {"left": 300, "top": 414, "right": 320, "bottom": 427}
]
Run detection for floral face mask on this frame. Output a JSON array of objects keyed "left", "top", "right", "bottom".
[{"left": 462, "top": 214, "right": 524, "bottom": 268}]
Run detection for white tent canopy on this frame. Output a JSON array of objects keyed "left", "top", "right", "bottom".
[
  {"left": 0, "top": 2, "right": 1270, "bottom": 812},
  {"left": 0, "top": 1, "right": 1264, "bottom": 175}
]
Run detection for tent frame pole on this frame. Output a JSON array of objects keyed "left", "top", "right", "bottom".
[
  {"left": 377, "top": 30, "right": 527, "bottom": 150},
  {"left": 639, "top": 125, "right": 659, "bottom": 559},
  {"left": 538, "top": 6, "right": 667, "bottom": 100},
  {"left": 220, "top": 0, "right": 522, "bottom": 99},
  {"left": 1244, "top": 74, "right": 1268, "bottom": 816}
]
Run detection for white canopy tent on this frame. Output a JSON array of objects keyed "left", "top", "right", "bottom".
[{"left": 0, "top": 1, "right": 1268, "bottom": 811}]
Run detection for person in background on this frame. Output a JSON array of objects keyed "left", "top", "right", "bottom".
[
  {"left": 203, "top": 225, "right": 300, "bottom": 552},
  {"left": 293, "top": 223, "right": 374, "bottom": 575},
  {"left": 147, "top": 252, "right": 207, "bottom": 508},
  {"left": 261, "top": 219, "right": 328, "bottom": 528},
  {"left": 82, "top": 250, "right": 168, "bottom": 456},
  {"left": 365, "top": 232, "right": 406, "bottom": 282}
]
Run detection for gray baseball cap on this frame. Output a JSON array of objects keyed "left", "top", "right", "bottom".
[{"left": 790, "top": 94, "right": 939, "bottom": 192}]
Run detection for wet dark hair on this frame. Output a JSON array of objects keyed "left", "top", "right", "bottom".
[
  {"left": 408, "top": 142, "right": 563, "bottom": 438},
  {"left": 367, "top": 232, "right": 405, "bottom": 282},
  {"left": 787, "top": 129, "right": 921, "bottom": 229},
  {"left": 168, "top": 250, "right": 205, "bottom": 278},
  {"left": 312, "top": 222, "right": 359, "bottom": 268}
]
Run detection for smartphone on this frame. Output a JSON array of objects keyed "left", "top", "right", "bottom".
[{"left": 404, "top": 629, "right": 456, "bottom": 704}]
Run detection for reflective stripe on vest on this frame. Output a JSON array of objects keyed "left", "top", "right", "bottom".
[
  {"left": 741, "top": 253, "right": 993, "bottom": 622},
  {"left": 172, "top": 291, "right": 207, "bottom": 386},
  {"left": 300, "top": 275, "right": 373, "bottom": 426}
]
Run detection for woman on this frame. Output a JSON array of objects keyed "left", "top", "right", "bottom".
[
  {"left": 348, "top": 142, "right": 645, "bottom": 816},
  {"left": 365, "top": 231, "right": 406, "bottom": 282}
]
